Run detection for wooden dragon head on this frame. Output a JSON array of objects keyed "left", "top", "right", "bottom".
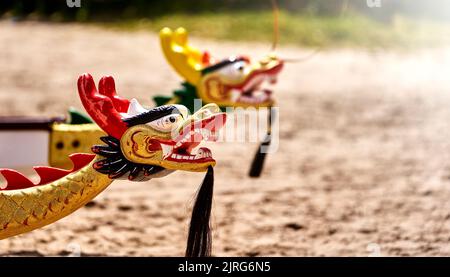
[
  {"left": 0, "top": 74, "right": 226, "bottom": 257},
  {"left": 160, "top": 27, "right": 284, "bottom": 108},
  {"left": 78, "top": 74, "right": 226, "bottom": 181}
]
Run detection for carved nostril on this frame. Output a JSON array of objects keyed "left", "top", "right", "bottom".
[
  {"left": 72, "top": 140, "right": 80, "bottom": 148},
  {"left": 56, "top": 141, "right": 64, "bottom": 150}
]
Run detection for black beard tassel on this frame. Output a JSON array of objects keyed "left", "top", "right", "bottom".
[
  {"left": 249, "top": 108, "right": 275, "bottom": 178},
  {"left": 248, "top": 135, "right": 271, "bottom": 178},
  {"left": 185, "top": 166, "right": 214, "bottom": 257}
]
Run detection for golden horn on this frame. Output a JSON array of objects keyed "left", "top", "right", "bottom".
[{"left": 160, "top": 27, "right": 203, "bottom": 84}]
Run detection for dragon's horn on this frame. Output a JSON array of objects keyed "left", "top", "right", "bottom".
[
  {"left": 77, "top": 73, "right": 128, "bottom": 139},
  {"left": 160, "top": 27, "right": 203, "bottom": 84},
  {"left": 98, "top": 76, "right": 130, "bottom": 113}
]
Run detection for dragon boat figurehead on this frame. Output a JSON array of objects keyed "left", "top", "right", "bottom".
[
  {"left": 0, "top": 73, "right": 225, "bottom": 257},
  {"left": 159, "top": 27, "right": 284, "bottom": 108},
  {"left": 78, "top": 73, "right": 226, "bottom": 181}
]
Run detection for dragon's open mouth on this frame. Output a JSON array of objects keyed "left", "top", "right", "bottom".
[
  {"left": 230, "top": 73, "right": 278, "bottom": 105},
  {"left": 160, "top": 112, "right": 224, "bottom": 164}
]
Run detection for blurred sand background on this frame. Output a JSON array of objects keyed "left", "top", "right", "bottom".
[{"left": 1, "top": 20, "right": 450, "bottom": 256}]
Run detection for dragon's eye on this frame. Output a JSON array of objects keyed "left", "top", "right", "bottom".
[
  {"left": 147, "top": 114, "right": 182, "bottom": 132},
  {"left": 168, "top": 115, "right": 177, "bottom": 123},
  {"left": 235, "top": 62, "right": 245, "bottom": 71},
  {"left": 219, "top": 61, "right": 247, "bottom": 79}
]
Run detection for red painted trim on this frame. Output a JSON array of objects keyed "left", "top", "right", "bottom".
[{"left": 0, "top": 153, "right": 96, "bottom": 191}]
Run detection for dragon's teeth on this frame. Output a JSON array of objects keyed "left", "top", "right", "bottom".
[
  {"left": 194, "top": 151, "right": 203, "bottom": 159},
  {"left": 231, "top": 89, "right": 240, "bottom": 102},
  {"left": 160, "top": 144, "right": 173, "bottom": 158},
  {"left": 193, "top": 148, "right": 212, "bottom": 159},
  {"left": 171, "top": 154, "right": 176, "bottom": 158}
]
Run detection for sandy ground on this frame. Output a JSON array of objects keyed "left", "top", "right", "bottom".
[{"left": 1, "top": 20, "right": 450, "bottom": 256}]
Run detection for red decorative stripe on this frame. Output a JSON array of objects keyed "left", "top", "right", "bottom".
[
  {"left": 0, "top": 170, "right": 35, "bottom": 190},
  {"left": 0, "top": 153, "right": 95, "bottom": 191}
]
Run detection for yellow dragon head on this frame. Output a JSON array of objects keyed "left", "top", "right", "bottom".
[{"left": 160, "top": 27, "right": 284, "bottom": 108}]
